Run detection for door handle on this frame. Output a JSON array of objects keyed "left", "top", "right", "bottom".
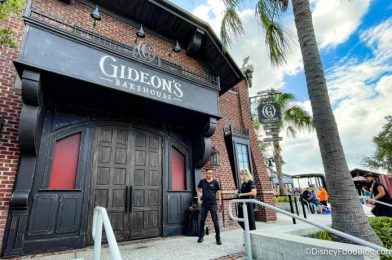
[
  {"left": 128, "top": 185, "right": 133, "bottom": 213},
  {"left": 125, "top": 186, "right": 129, "bottom": 212}
]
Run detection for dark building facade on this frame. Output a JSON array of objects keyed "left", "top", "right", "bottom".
[{"left": 0, "top": 0, "right": 276, "bottom": 257}]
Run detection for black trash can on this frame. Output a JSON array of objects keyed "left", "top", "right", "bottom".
[{"left": 184, "top": 206, "right": 200, "bottom": 236}]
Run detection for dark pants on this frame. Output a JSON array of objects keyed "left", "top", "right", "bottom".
[
  {"left": 238, "top": 203, "right": 256, "bottom": 231},
  {"left": 199, "top": 203, "right": 220, "bottom": 239}
]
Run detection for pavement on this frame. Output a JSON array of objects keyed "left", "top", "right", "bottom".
[{"left": 20, "top": 205, "right": 374, "bottom": 260}]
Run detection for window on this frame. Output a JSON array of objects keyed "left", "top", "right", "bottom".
[
  {"left": 236, "top": 143, "right": 251, "bottom": 173},
  {"left": 171, "top": 147, "right": 186, "bottom": 191},
  {"left": 48, "top": 133, "right": 81, "bottom": 189}
]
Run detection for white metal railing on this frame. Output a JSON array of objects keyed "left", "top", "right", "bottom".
[
  {"left": 229, "top": 199, "right": 392, "bottom": 260},
  {"left": 92, "top": 207, "right": 123, "bottom": 260},
  {"left": 360, "top": 196, "right": 392, "bottom": 208}
]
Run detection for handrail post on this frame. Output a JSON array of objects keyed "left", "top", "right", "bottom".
[
  {"left": 93, "top": 211, "right": 103, "bottom": 260},
  {"left": 242, "top": 202, "right": 252, "bottom": 260},
  {"left": 92, "top": 207, "right": 123, "bottom": 260},
  {"left": 294, "top": 196, "right": 300, "bottom": 216},
  {"left": 300, "top": 194, "right": 307, "bottom": 219},
  {"left": 288, "top": 195, "right": 296, "bottom": 224}
]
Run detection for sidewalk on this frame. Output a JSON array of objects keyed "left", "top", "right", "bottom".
[{"left": 21, "top": 211, "right": 334, "bottom": 260}]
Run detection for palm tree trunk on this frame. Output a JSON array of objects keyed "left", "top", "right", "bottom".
[
  {"left": 273, "top": 141, "right": 287, "bottom": 195},
  {"left": 292, "top": 0, "right": 381, "bottom": 244}
]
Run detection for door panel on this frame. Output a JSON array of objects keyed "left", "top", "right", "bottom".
[
  {"left": 89, "top": 127, "right": 131, "bottom": 241},
  {"left": 130, "top": 130, "right": 162, "bottom": 239},
  {"left": 89, "top": 127, "right": 162, "bottom": 242}
]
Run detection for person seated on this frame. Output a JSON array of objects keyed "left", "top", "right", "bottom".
[
  {"left": 304, "top": 190, "right": 323, "bottom": 214},
  {"left": 316, "top": 187, "right": 328, "bottom": 207},
  {"left": 301, "top": 189, "right": 315, "bottom": 214}
]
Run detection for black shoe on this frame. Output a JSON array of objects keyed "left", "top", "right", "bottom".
[
  {"left": 197, "top": 237, "right": 203, "bottom": 243},
  {"left": 216, "top": 238, "right": 222, "bottom": 245}
]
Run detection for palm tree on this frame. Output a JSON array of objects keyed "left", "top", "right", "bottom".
[
  {"left": 220, "top": 0, "right": 381, "bottom": 244},
  {"left": 257, "top": 91, "right": 313, "bottom": 195}
]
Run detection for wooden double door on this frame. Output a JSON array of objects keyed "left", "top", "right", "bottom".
[{"left": 88, "top": 126, "right": 162, "bottom": 242}]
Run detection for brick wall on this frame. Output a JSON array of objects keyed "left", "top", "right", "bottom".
[
  {"left": 0, "top": 0, "right": 275, "bottom": 245},
  {"left": 31, "top": 0, "right": 209, "bottom": 77},
  {"left": 0, "top": 15, "right": 25, "bottom": 245},
  {"left": 201, "top": 81, "right": 276, "bottom": 232}
]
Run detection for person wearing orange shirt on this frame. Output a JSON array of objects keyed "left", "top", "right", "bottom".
[{"left": 317, "top": 187, "right": 329, "bottom": 207}]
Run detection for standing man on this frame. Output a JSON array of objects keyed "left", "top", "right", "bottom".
[{"left": 197, "top": 169, "right": 222, "bottom": 245}]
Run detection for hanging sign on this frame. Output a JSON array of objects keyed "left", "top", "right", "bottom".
[{"left": 257, "top": 102, "right": 282, "bottom": 124}]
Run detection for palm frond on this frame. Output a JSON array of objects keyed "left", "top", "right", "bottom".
[
  {"left": 274, "top": 92, "right": 295, "bottom": 110},
  {"left": 255, "top": 1, "right": 290, "bottom": 66},
  {"left": 220, "top": 6, "right": 245, "bottom": 48},
  {"left": 286, "top": 125, "right": 297, "bottom": 138},
  {"left": 284, "top": 105, "right": 314, "bottom": 133}
]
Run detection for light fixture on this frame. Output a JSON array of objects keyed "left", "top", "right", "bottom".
[
  {"left": 210, "top": 147, "right": 220, "bottom": 166},
  {"left": 169, "top": 41, "right": 181, "bottom": 56},
  {"left": 90, "top": 5, "right": 101, "bottom": 28},
  {"left": 134, "top": 24, "right": 145, "bottom": 44}
]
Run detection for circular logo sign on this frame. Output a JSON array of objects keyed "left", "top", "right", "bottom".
[
  {"left": 137, "top": 41, "right": 156, "bottom": 63},
  {"left": 262, "top": 104, "right": 277, "bottom": 119}
]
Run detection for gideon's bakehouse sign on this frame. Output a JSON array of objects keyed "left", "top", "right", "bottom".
[
  {"left": 19, "top": 26, "right": 219, "bottom": 116},
  {"left": 99, "top": 55, "right": 183, "bottom": 102}
]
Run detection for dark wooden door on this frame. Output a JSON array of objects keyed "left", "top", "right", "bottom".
[
  {"left": 88, "top": 127, "right": 162, "bottom": 242},
  {"left": 89, "top": 127, "right": 131, "bottom": 241},
  {"left": 130, "top": 130, "right": 162, "bottom": 239}
]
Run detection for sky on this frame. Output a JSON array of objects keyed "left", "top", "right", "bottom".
[{"left": 170, "top": 0, "right": 392, "bottom": 175}]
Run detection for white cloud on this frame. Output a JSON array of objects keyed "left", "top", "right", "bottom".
[
  {"left": 187, "top": 0, "right": 388, "bottom": 175},
  {"left": 281, "top": 17, "right": 392, "bottom": 174},
  {"left": 189, "top": 0, "right": 370, "bottom": 98},
  {"left": 312, "top": 0, "right": 371, "bottom": 48}
]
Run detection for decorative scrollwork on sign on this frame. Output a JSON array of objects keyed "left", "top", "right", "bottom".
[{"left": 137, "top": 41, "right": 156, "bottom": 63}]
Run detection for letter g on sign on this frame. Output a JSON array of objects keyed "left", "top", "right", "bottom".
[
  {"left": 138, "top": 41, "right": 156, "bottom": 63},
  {"left": 262, "top": 104, "right": 276, "bottom": 119}
]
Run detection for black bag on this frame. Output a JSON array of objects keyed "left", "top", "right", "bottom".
[{"left": 184, "top": 205, "right": 200, "bottom": 236}]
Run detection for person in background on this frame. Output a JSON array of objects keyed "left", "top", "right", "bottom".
[
  {"left": 197, "top": 169, "right": 222, "bottom": 245},
  {"left": 362, "top": 186, "right": 371, "bottom": 197},
  {"left": 237, "top": 169, "right": 257, "bottom": 231},
  {"left": 360, "top": 186, "right": 371, "bottom": 204},
  {"left": 364, "top": 173, "right": 392, "bottom": 217},
  {"left": 317, "top": 187, "right": 329, "bottom": 207}
]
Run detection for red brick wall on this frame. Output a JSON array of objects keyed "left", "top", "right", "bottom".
[
  {"left": 201, "top": 82, "right": 276, "bottom": 231},
  {"left": 0, "top": 15, "right": 25, "bottom": 245},
  {"left": 31, "top": 0, "right": 209, "bottom": 77},
  {"left": 0, "top": 0, "right": 275, "bottom": 244}
]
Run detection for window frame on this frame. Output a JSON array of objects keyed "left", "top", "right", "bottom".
[
  {"left": 232, "top": 137, "right": 253, "bottom": 187},
  {"left": 42, "top": 130, "right": 86, "bottom": 191},
  {"left": 168, "top": 142, "right": 190, "bottom": 192}
]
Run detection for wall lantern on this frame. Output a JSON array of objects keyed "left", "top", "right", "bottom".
[
  {"left": 90, "top": 5, "right": 101, "bottom": 28},
  {"left": 169, "top": 41, "right": 181, "bottom": 56},
  {"left": 134, "top": 24, "right": 145, "bottom": 44},
  {"left": 210, "top": 147, "right": 220, "bottom": 166}
]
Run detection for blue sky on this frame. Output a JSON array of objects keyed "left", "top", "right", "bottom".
[
  {"left": 171, "top": 0, "right": 392, "bottom": 174},
  {"left": 283, "top": 0, "right": 392, "bottom": 103}
]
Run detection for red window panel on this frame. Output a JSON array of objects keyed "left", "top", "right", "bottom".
[
  {"left": 48, "top": 133, "right": 81, "bottom": 189},
  {"left": 171, "top": 147, "right": 185, "bottom": 191}
]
